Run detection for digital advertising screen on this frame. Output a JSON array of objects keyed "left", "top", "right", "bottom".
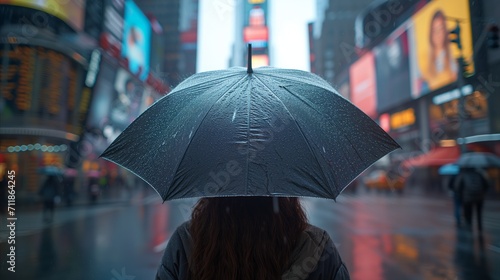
[
  {"left": 121, "top": 0, "right": 151, "bottom": 81},
  {"left": 251, "top": 54, "right": 269, "bottom": 68},
  {"left": 0, "top": 0, "right": 86, "bottom": 31},
  {"left": 243, "top": 0, "right": 269, "bottom": 66},
  {"left": 374, "top": 27, "right": 412, "bottom": 113},
  {"left": 349, "top": 52, "right": 377, "bottom": 118},
  {"left": 87, "top": 65, "right": 144, "bottom": 154},
  {"left": 0, "top": 45, "right": 83, "bottom": 134},
  {"left": 409, "top": 0, "right": 474, "bottom": 98}
]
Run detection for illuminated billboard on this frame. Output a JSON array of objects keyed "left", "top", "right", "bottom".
[
  {"left": 121, "top": 0, "right": 151, "bottom": 81},
  {"left": 374, "top": 27, "right": 412, "bottom": 112},
  {"left": 244, "top": 5, "right": 268, "bottom": 43},
  {"left": 0, "top": 0, "right": 86, "bottom": 31},
  {"left": 349, "top": 52, "right": 377, "bottom": 118},
  {"left": 0, "top": 45, "right": 85, "bottom": 134},
  {"left": 243, "top": 0, "right": 269, "bottom": 66},
  {"left": 409, "top": 0, "right": 474, "bottom": 98},
  {"left": 87, "top": 66, "right": 144, "bottom": 154},
  {"left": 252, "top": 54, "right": 269, "bottom": 68}
]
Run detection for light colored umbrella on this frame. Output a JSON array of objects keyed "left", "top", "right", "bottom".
[
  {"left": 455, "top": 152, "right": 500, "bottom": 168},
  {"left": 438, "top": 164, "right": 460, "bottom": 175},
  {"left": 37, "top": 166, "right": 63, "bottom": 176}
]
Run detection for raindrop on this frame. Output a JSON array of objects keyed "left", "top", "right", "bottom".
[
  {"left": 189, "top": 130, "right": 193, "bottom": 139},
  {"left": 323, "top": 146, "right": 326, "bottom": 153},
  {"left": 162, "top": 141, "right": 166, "bottom": 145},
  {"left": 232, "top": 109, "right": 237, "bottom": 122}
]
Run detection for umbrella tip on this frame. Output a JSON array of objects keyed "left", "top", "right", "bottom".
[{"left": 247, "top": 43, "right": 253, "bottom": 74}]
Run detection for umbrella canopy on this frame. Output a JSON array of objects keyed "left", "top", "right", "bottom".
[
  {"left": 87, "top": 170, "right": 101, "bottom": 178},
  {"left": 38, "top": 166, "right": 63, "bottom": 176},
  {"left": 101, "top": 66, "right": 400, "bottom": 201},
  {"left": 438, "top": 163, "right": 460, "bottom": 175},
  {"left": 455, "top": 152, "right": 500, "bottom": 168},
  {"left": 64, "top": 168, "right": 78, "bottom": 177}
]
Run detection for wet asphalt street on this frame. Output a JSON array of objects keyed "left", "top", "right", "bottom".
[{"left": 1, "top": 189, "right": 499, "bottom": 280}]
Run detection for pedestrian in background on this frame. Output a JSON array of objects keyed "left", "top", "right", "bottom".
[
  {"left": 447, "top": 174, "right": 462, "bottom": 227},
  {"left": 88, "top": 177, "right": 100, "bottom": 204},
  {"left": 455, "top": 167, "right": 490, "bottom": 232},
  {"left": 63, "top": 175, "right": 76, "bottom": 207},
  {"left": 156, "top": 196, "right": 350, "bottom": 280},
  {"left": 38, "top": 175, "right": 61, "bottom": 222}
]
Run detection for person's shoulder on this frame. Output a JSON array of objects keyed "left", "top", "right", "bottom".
[
  {"left": 170, "top": 221, "right": 192, "bottom": 244},
  {"left": 304, "top": 223, "right": 332, "bottom": 243},
  {"left": 160, "top": 221, "right": 192, "bottom": 266}
]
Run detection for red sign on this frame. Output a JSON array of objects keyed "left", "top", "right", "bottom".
[
  {"left": 349, "top": 52, "right": 377, "bottom": 118},
  {"left": 244, "top": 26, "right": 269, "bottom": 42}
]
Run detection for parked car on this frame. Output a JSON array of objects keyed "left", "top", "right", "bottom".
[{"left": 363, "top": 170, "right": 405, "bottom": 192}]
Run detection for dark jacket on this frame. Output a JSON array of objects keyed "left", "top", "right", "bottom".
[
  {"left": 455, "top": 169, "right": 489, "bottom": 203},
  {"left": 156, "top": 221, "right": 350, "bottom": 280},
  {"left": 38, "top": 175, "right": 60, "bottom": 201}
]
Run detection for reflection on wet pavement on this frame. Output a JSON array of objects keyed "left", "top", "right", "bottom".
[
  {"left": 306, "top": 194, "right": 499, "bottom": 280},
  {"left": 0, "top": 192, "right": 498, "bottom": 279}
]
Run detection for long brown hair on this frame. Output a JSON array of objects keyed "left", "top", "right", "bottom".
[
  {"left": 188, "top": 196, "right": 308, "bottom": 280},
  {"left": 428, "top": 10, "right": 452, "bottom": 76}
]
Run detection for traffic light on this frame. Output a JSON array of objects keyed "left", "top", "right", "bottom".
[
  {"left": 449, "top": 21, "right": 462, "bottom": 50},
  {"left": 487, "top": 24, "right": 499, "bottom": 49},
  {"left": 458, "top": 57, "right": 473, "bottom": 77}
]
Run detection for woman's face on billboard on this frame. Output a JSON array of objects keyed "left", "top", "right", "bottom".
[{"left": 431, "top": 16, "right": 447, "bottom": 50}]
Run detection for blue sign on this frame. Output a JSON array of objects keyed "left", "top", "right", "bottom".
[{"left": 122, "top": 0, "right": 151, "bottom": 81}]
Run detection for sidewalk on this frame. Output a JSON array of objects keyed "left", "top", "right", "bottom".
[{"left": 0, "top": 189, "right": 160, "bottom": 243}]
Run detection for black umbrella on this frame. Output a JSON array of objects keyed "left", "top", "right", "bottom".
[{"left": 101, "top": 53, "right": 399, "bottom": 201}]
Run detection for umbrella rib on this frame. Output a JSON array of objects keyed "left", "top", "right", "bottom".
[
  {"left": 252, "top": 75, "right": 333, "bottom": 195},
  {"left": 166, "top": 74, "right": 249, "bottom": 199},
  {"left": 343, "top": 135, "right": 363, "bottom": 169},
  {"left": 167, "top": 70, "right": 244, "bottom": 97},
  {"left": 257, "top": 71, "right": 334, "bottom": 93}
]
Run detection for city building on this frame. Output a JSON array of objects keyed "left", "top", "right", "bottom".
[
  {"left": 312, "top": 0, "right": 500, "bottom": 190},
  {"left": 136, "top": 0, "right": 199, "bottom": 87},
  {"left": 0, "top": 0, "right": 169, "bottom": 200},
  {"left": 231, "top": 0, "right": 270, "bottom": 69}
]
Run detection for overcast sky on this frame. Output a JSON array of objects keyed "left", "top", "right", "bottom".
[{"left": 197, "top": 0, "right": 316, "bottom": 72}]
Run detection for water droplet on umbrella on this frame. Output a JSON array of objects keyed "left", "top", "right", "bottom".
[{"left": 232, "top": 108, "right": 237, "bottom": 122}]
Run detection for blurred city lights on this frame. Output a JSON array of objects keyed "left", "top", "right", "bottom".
[{"left": 6, "top": 143, "right": 68, "bottom": 153}]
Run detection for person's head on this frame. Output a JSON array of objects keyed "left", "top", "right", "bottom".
[
  {"left": 188, "top": 196, "right": 308, "bottom": 280},
  {"left": 429, "top": 10, "right": 449, "bottom": 52}
]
